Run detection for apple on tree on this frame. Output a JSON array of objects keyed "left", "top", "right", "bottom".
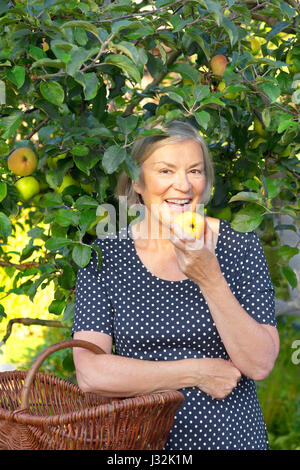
[
  {"left": 8, "top": 147, "right": 38, "bottom": 176},
  {"left": 15, "top": 176, "right": 40, "bottom": 202},
  {"left": 56, "top": 174, "right": 79, "bottom": 194},
  {"left": 210, "top": 54, "right": 227, "bottom": 77}
]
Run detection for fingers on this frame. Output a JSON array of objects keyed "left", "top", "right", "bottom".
[{"left": 170, "top": 222, "right": 204, "bottom": 251}]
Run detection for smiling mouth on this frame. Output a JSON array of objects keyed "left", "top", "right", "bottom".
[{"left": 164, "top": 198, "right": 193, "bottom": 208}]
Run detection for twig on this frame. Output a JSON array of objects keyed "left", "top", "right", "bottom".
[
  {"left": 122, "top": 49, "right": 182, "bottom": 117},
  {"left": 0, "top": 260, "right": 40, "bottom": 271},
  {"left": 0, "top": 318, "right": 68, "bottom": 345},
  {"left": 25, "top": 117, "right": 50, "bottom": 140}
]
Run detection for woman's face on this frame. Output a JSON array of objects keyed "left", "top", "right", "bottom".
[{"left": 132, "top": 139, "right": 206, "bottom": 231}]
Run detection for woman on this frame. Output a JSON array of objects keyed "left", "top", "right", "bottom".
[{"left": 72, "top": 120, "right": 279, "bottom": 450}]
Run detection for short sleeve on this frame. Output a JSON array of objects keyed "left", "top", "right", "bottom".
[
  {"left": 235, "top": 231, "right": 277, "bottom": 327},
  {"left": 71, "top": 243, "right": 114, "bottom": 338}
]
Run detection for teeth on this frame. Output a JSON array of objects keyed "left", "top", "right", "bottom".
[{"left": 166, "top": 199, "right": 191, "bottom": 204}]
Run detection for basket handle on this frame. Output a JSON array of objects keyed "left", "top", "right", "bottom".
[{"left": 20, "top": 339, "right": 105, "bottom": 410}]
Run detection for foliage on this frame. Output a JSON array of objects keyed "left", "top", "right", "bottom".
[
  {"left": 256, "top": 314, "right": 300, "bottom": 450},
  {"left": 0, "top": 1, "right": 299, "bottom": 341}
]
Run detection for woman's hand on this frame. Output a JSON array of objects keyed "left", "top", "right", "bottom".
[
  {"left": 169, "top": 219, "right": 223, "bottom": 287},
  {"left": 193, "top": 358, "right": 242, "bottom": 400}
]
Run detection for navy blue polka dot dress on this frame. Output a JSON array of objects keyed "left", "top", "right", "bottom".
[{"left": 72, "top": 219, "right": 277, "bottom": 450}]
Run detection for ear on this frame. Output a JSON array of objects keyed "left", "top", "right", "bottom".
[{"left": 132, "top": 180, "right": 142, "bottom": 195}]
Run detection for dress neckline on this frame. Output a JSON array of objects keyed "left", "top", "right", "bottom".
[{"left": 127, "top": 218, "right": 224, "bottom": 284}]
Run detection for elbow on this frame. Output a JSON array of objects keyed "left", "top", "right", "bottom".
[
  {"left": 76, "top": 371, "right": 94, "bottom": 393},
  {"left": 250, "top": 359, "right": 277, "bottom": 382}
]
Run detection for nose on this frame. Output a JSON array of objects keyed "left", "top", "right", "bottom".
[{"left": 172, "top": 171, "right": 192, "bottom": 192}]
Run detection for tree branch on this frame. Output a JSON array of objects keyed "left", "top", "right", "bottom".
[
  {"left": 0, "top": 318, "right": 68, "bottom": 345},
  {"left": 0, "top": 260, "right": 40, "bottom": 271},
  {"left": 122, "top": 49, "right": 182, "bottom": 117},
  {"left": 25, "top": 117, "right": 50, "bottom": 140}
]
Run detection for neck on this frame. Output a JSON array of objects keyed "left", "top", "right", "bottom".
[{"left": 130, "top": 216, "right": 174, "bottom": 252}]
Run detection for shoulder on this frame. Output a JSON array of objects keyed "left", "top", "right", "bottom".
[{"left": 205, "top": 216, "right": 220, "bottom": 235}]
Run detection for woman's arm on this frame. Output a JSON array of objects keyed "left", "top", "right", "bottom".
[
  {"left": 199, "top": 277, "right": 279, "bottom": 380},
  {"left": 170, "top": 221, "right": 280, "bottom": 381},
  {"left": 73, "top": 331, "right": 241, "bottom": 399}
]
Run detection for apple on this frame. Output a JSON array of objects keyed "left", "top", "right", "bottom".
[
  {"left": 174, "top": 211, "right": 206, "bottom": 239},
  {"left": 254, "top": 117, "right": 268, "bottom": 137},
  {"left": 15, "top": 176, "right": 40, "bottom": 202},
  {"left": 8, "top": 147, "right": 38, "bottom": 176},
  {"left": 56, "top": 174, "right": 79, "bottom": 194},
  {"left": 210, "top": 55, "right": 227, "bottom": 77},
  {"left": 218, "top": 81, "right": 238, "bottom": 99}
]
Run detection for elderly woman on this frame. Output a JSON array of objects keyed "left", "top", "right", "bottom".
[{"left": 72, "top": 120, "right": 279, "bottom": 450}]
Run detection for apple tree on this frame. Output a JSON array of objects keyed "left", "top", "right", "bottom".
[{"left": 0, "top": 0, "right": 299, "bottom": 357}]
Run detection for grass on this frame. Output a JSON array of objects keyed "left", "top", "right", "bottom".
[{"left": 257, "top": 314, "right": 300, "bottom": 450}]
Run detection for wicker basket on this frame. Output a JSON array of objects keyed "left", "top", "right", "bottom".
[{"left": 0, "top": 340, "right": 184, "bottom": 450}]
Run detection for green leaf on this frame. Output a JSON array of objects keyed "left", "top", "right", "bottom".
[
  {"left": 62, "top": 20, "right": 100, "bottom": 40},
  {"left": 39, "top": 192, "right": 63, "bottom": 207},
  {"left": 62, "top": 302, "right": 75, "bottom": 323},
  {"left": 203, "top": 0, "right": 223, "bottom": 25},
  {"left": 281, "top": 266, "right": 298, "bottom": 288},
  {"left": 6, "top": 65, "right": 25, "bottom": 89},
  {"left": 55, "top": 209, "right": 79, "bottom": 227},
  {"left": 66, "top": 47, "right": 99, "bottom": 76},
  {"left": 117, "top": 115, "right": 139, "bottom": 134},
  {"left": 75, "top": 195, "right": 99, "bottom": 210},
  {"left": 222, "top": 16, "right": 238, "bottom": 46},
  {"left": 265, "top": 21, "right": 290, "bottom": 41},
  {"left": 49, "top": 299, "right": 66, "bottom": 316},
  {"left": 0, "top": 111, "right": 22, "bottom": 139},
  {"left": 74, "top": 71, "right": 99, "bottom": 100},
  {"left": 279, "top": 245, "right": 299, "bottom": 261},
  {"left": 230, "top": 204, "right": 264, "bottom": 232},
  {"left": 71, "top": 144, "right": 89, "bottom": 156},
  {"left": 105, "top": 54, "right": 141, "bottom": 83},
  {"left": 72, "top": 244, "right": 92, "bottom": 268},
  {"left": 91, "top": 244, "right": 103, "bottom": 271},
  {"left": 40, "top": 81, "right": 65, "bottom": 106},
  {"left": 0, "top": 182, "right": 7, "bottom": 202},
  {"left": 0, "top": 212, "right": 12, "bottom": 237},
  {"left": 31, "top": 59, "right": 66, "bottom": 70},
  {"left": 45, "top": 237, "right": 73, "bottom": 251},
  {"left": 0, "top": 304, "right": 7, "bottom": 322},
  {"left": 122, "top": 154, "right": 141, "bottom": 182},
  {"left": 229, "top": 191, "right": 265, "bottom": 206},
  {"left": 59, "top": 264, "right": 76, "bottom": 290},
  {"left": 28, "top": 45, "right": 47, "bottom": 60},
  {"left": 194, "top": 110, "right": 210, "bottom": 129},
  {"left": 102, "top": 145, "right": 127, "bottom": 174},
  {"left": 170, "top": 62, "right": 201, "bottom": 84},
  {"left": 260, "top": 82, "right": 281, "bottom": 103}
]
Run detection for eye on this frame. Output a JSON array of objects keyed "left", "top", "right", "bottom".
[
  {"left": 190, "top": 169, "right": 203, "bottom": 174},
  {"left": 159, "top": 169, "right": 172, "bottom": 174}
]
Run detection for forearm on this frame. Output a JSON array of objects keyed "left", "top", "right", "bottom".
[
  {"left": 199, "top": 275, "right": 278, "bottom": 380},
  {"left": 75, "top": 352, "right": 196, "bottom": 397}
]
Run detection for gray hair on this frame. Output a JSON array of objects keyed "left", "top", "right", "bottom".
[{"left": 114, "top": 120, "right": 214, "bottom": 206}]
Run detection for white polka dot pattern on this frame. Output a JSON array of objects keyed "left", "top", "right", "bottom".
[{"left": 72, "top": 219, "right": 277, "bottom": 450}]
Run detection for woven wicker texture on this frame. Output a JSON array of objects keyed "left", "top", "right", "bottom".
[{"left": 0, "top": 340, "right": 184, "bottom": 450}]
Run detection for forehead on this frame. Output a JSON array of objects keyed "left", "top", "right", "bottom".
[{"left": 145, "top": 139, "right": 204, "bottom": 165}]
